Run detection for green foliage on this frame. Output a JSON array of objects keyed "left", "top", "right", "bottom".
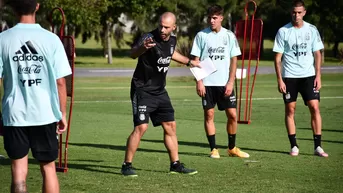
[
  {"left": 1, "top": 0, "right": 341, "bottom": 60},
  {"left": 40, "top": 0, "right": 108, "bottom": 35},
  {"left": 308, "top": 0, "right": 343, "bottom": 57}
]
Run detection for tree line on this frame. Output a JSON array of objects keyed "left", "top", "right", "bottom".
[{"left": 1, "top": 0, "right": 342, "bottom": 63}]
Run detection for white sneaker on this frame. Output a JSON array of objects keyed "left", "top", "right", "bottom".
[
  {"left": 290, "top": 146, "right": 299, "bottom": 156},
  {"left": 314, "top": 146, "right": 329, "bottom": 157}
]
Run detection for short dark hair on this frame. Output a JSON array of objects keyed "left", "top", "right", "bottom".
[
  {"left": 8, "top": 0, "right": 37, "bottom": 16},
  {"left": 207, "top": 4, "right": 223, "bottom": 16},
  {"left": 292, "top": 0, "right": 306, "bottom": 9}
]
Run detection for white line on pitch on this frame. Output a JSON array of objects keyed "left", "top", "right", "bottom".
[{"left": 88, "top": 69, "right": 134, "bottom": 73}]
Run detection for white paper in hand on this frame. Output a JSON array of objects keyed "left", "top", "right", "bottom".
[{"left": 190, "top": 58, "right": 217, "bottom": 81}]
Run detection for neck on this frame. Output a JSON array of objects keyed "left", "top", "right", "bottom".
[
  {"left": 292, "top": 20, "right": 304, "bottom": 28},
  {"left": 19, "top": 14, "right": 36, "bottom": 24},
  {"left": 163, "top": 36, "right": 170, "bottom": 41},
  {"left": 211, "top": 26, "right": 221, "bottom": 33}
]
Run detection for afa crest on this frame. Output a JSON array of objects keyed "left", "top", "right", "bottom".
[
  {"left": 305, "top": 32, "right": 310, "bottom": 41},
  {"left": 139, "top": 113, "right": 145, "bottom": 121}
]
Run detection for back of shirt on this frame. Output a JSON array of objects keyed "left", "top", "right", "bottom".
[
  {"left": 131, "top": 29, "right": 177, "bottom": 95},
  {"left": 0, "top": 24, "right": 72, "bottom": 126},
  {"left": 191, "top": 27, "right": 241, "bottom": 86},
  {"left": 273, "top": 21, "right": 324, "bottom": 78}
]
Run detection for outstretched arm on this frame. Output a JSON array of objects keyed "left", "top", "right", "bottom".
[
  {"left": 172, "top": 51, "right": 200, "bottom": 67},
  {"left": 130, "top": 37, "right": 156, "bottom": 59}
]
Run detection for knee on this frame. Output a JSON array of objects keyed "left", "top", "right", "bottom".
[
  {"left": 285, "top": 106, "right": 296, "bottom": 117},
  {"left": 11, "top": 160, "right": 28, "bottom": 181},
  {"left": 133, "top": 124, "right": 148, "bottom": 137},
  {"left": 163, "top": 122, "right": 176, "bottom": 136},
  {"left": 40, "top": 161, "right": 56, "bottom": 176},
  {"left": 309, "top": 104, "right": 320, "bottom": 115},
  {"left": 226, "top": 110, "right": 237, "bottom": 121},
  {"left": 204, "top": 110, "right": 215, "bottom": 121}
]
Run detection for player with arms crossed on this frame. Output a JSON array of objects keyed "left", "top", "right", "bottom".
[
  {"left": 190, "top": 5, "right": 249, "bottom": 159},
  {"left": 121, "top": 12, "right": 199, "bottom": 177},
  {"left": 273, "top": 0, "right": 328, "bottom": 157}
]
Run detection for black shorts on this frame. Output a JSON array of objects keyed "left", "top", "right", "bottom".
[
  {"left": 202, "top": 86, "right": 237, "bottom": 111},
  {"left": 131, "top": 88, "right": 175, "bottom": 127},
  {"left": 282, "top": 76, "right": 320, "bottom": 105},
  {"left": 3, "top": 122, "right": 58, "bottom": 162}
]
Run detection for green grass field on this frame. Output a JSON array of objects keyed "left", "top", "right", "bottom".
[{"left": 0, "top": 74, "right": 342, "bottom": 193}]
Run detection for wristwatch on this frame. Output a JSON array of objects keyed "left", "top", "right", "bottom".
[{"left": 186, "top": 59, "right": 192, "bottom": 67}]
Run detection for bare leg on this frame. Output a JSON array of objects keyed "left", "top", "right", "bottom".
[
  {"left": 124, "top": 124, "right": 149, "bottom": 163},
  {"left": 204, "top": 108, "right": 215, "bottom": 135},
  {"left": 40, "top": 161, "right": 59, "bottom": 193},
  {"left": 225, "top": 108, "right": 237, "bottom": 134},
  {"left": 307, "top": 100, "right": 321, "bottom": 135},
  {"left": 162, "top": 121, "right": 179, "bottom": 162},
  {"left": 285, "top": 102, "right": 297, "bottom": 135},
  {"left": 225, "top": 108, "right": 249, "bottom": 157},
  {"left": 11, "top": 155, "right": 28, "bottom": 193}
]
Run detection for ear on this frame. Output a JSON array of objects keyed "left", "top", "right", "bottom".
[
  {"left": 173, "top": 24, "right": 176, "bottom": 31},
  {"left": 35, "top": 3, "right": 40, "bottom": 12}
]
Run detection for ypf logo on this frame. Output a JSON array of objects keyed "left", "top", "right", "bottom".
[{"left": 12, "top": 41, "right": 44, "bottom": 62}]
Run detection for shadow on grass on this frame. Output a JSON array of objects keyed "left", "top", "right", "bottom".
[
  {"left": 297, "top": 127, "right": 343, "bottom": 133},
  {"left": 141, "top": 139, "right": 290, "bottom": 155},
  {"left": 0, "top": 157, "right": 165, "bottom": 175},
  {"left": 67, "top": 142, "right": 208, "bottom": 158},
  {"left": 76, "top": 48, "right": 130, "bottom": 58},
  {"left": 74, "top": 61, "right": 98, "bottom": 65},
  {"left": 298, "top": 138, "right": 343, "bottom": 144}
]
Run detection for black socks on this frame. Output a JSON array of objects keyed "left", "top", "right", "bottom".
[
  {"left": 288, "top": 134, "right": 298, "bottom": 148},
  {"left": 207, "top": 135, "right": 216, "bottom": 151},
  {"left": 228, "top": 134, "right": 236, "bottom": 150}
]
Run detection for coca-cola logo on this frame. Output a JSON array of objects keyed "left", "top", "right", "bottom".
[
  {"left": 208, "top": 47, "right": 225, "bottom": 54},
  {"left": 157, "top": 56, "right": 171, "bottom": 65},
  {"left": 292, "top": 43, "right": 307, "bottom": 50},
  {"left": 18, "top": 64, "right": 42, "bottom": 74}
]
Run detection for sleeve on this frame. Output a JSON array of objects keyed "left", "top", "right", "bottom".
[
  {"left": 190, "top": 33, "right": 202, "bottom": 57},
  {"left": 135, "top": 33, "right": 154, "bottom": 48},
  {"left": 0, "top": 50, "right": 3, "bottom": 79},
  {"left": 312, "top": 27, "right": 324, "bottom": 52},
  {"left": 229, "top": 32, "right": 241, "bottom": 58},
  {"left": 273, "top": 29, "right": 284, "bottom": 53},
  {"left": 53, "top": 37, "right": 72, "bottom": 79}
]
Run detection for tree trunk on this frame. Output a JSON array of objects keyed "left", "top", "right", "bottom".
[
  {"left": 227, "top": 12, "right": 232, "bottom": 31},
  {"left": 105, "top": 22, "right": 112, "bottom": 64},
  {"left": 333, "top": 41, "right": 339, "bottom": 58}
]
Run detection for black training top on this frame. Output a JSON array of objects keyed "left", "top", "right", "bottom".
[{"left": 131, "top": 28, "right": 177, "bottom": 95}]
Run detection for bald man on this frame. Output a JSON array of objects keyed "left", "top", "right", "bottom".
[{"left": 121, "top": 12, "right": 199, "bottom": 177}]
